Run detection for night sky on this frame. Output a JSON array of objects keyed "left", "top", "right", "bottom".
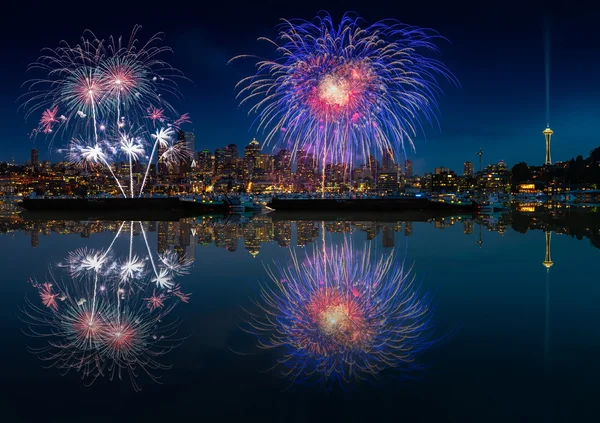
[{"left": 1, "top": 0, "right": 599, "bottom": 174}]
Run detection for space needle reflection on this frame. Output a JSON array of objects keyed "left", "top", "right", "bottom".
[{"left": 21, "top": 221, "right": 192, "bottom": 391}]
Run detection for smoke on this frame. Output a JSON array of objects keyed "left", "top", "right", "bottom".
[{"left": 545, "top": 16, "right": 551, "bottom": 126}]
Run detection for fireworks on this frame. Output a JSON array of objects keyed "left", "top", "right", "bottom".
[
  {"left": 22, "top": 221, "right": 192, "bottom": 391},
  {"left": 20, "top": 26, "right": 191, "bottom": 198},
  {"left": 232, "top": 13, "right": 455, "bottom": 190},
  {"left": 247, "top": 238, "right": 438, "bottom": 385}
]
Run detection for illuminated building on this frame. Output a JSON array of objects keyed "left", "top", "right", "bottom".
[
  {"left": 432, "top": 171, "right": 458, "bottom": 192},
  {"left": 274, "top": 149, "right": 292, "bottom": 184},
  {"left": 434, "top": 166, "right": 450, "bottom": 175},
  {"left": 543, "top": 126, "right": 554, "bottom": 165},
  {"left": 224, "top": 144, "right": 238, "bottom": 176},
  {"left": 244, "top": 138, "right": 261, "bottom": 180},
  {"left": 463, "top": 161, "right": 474, "bottom": 177},
  {"left": 214, "top": 148, "right": 227, "bottom": 177},
  {"left": 196, "top": 150, "right": 213, "bottom": 174},
  {"left": 377, "top": 171, "right": 399, "bottom": 192}
]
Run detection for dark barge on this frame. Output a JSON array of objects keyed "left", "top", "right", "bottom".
[
  {"left": 267, "top": 196, "right": 478, "bottom": 213},
  {"left": 18, "top": 197, "right": 231, "bottom": 220}
]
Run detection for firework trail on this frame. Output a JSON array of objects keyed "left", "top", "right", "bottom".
[
  {"left": 246, "top": 237, "right": 439, "bottom": 386},
  {"left": 22, "top": 221, "right": 193, "bottom": 391},
  {"left": 20, "top": 26, "right": 192, "bottom": 197},
  {"left": 232, "top": 12, "right": 455, "bottom": 192}
]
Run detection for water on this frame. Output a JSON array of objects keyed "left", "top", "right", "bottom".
[{"left": 1, "top": 209, "right": 599, "bottom": 422}]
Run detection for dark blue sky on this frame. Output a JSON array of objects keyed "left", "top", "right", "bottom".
[{"left": 1, "top": 0, "right": 599, "bottom": 174}]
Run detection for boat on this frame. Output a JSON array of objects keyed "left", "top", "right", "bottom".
[
  {"left": 268, "top": 195, "right": 478, "bottom": 213},
  {"left": 475, "top": 193, "right": 508, "bottom": 213},
  {"left": 19, "top": 195, "right": 232, "bottom": 219}
]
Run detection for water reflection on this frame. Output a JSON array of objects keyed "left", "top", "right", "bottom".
[
  {"left": 5, "top": 206, "right": 600, "bottom": 253},
  {"left": 247, "top": 234, "right": 438, "bottom": 386},
  {"left": 21, "top": 221, "right": 191, "bottom": 391}
]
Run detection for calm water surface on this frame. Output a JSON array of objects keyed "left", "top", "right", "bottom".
[{"left": 1, "top": 210, "right": 599, "bottom": 422}]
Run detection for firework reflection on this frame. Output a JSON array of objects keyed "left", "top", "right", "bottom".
[
  {"left": 21, "top": 221, "right": 192, "bottom": 391},
  {"left": 247, "top": 237, "right": 440, "bottom": 386}
]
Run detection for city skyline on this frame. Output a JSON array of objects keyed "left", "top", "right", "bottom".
[{"left": 2, "top": 1, "right": 600, "bottom": 174}]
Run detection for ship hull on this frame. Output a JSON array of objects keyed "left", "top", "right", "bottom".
[
  {"left": 267, "top": 197, "right": 477, "bottom": 212},
  {"left": 19, "top": 197, "right": 230, "bottom": 220}
]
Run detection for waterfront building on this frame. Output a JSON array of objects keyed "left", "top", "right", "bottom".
[
  {"left": 432, "top": 171, "right": 458, "bottom": 192},
  {"left": 377, "top": 171, "right": 399, "bottom": 193}
]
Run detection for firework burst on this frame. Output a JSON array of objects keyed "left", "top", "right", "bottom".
[
  {"left": 247, "top": 238, "right": 439, "bottom": 386},
  {"left": 232, "top": 12, "right": 455, "bottom": 190},
  {"left": 20, "top": 26, "right": 191, "bottom": 197}
]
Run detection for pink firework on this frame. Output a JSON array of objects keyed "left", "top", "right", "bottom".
[
  {"left": 39, "top": 106, "right": 60, "bottom": 134},
  {"left": 101, "top": 318, "right": 140, "bottom": 359},
  {"left": 172, "top": 113, "right": 191, "bottom": 129},
  {"left": 101, "top": 58, "right": 139, "bottom": 98},
  {"left": 36, "top": 281, "right": 60, "bottom": 310},
  {"left": 145, "top": 105, "right": 165, "bottom": 126},
  {"left": 144, "top": 290, "right": 166, "bottom": 311},
  {"left": 169, "top": 284, "right": 191, "bottom": 303},
  {"left": 72, "top": 310, "right": 107, "bottom": 345}
]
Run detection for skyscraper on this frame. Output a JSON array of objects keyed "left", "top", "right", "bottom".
[
  {"left": 464, "top": 161, "right": 474, "bottom": 177},
  {"left": 185, "top": 132, "right": 196, "bottom": 155},
  {"left": 274, "top": 149, "right": 292, "bottom": 183},
  {"left": 404, "top": 160, "right": 413, "bottom": 177},
  {"left": 244, "top": 138, "right": 261, "bottom": 179},
  {"left": 197, "top": 150, "right": 213, "bottom": 174},
  {"left": 214, "top": 148, "right": 227, "bottom": 176},
  {"left": 381, "top": 149, "right": 395, "bottom": 171},
  {"left": 31, "top": 148, "right": 39, "bottom": 168}
]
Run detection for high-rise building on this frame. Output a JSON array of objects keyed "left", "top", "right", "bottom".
[
  {"left": 296, "top": 149, "right": 315, "bottom": 182},
  {"left": 197, "top": 150, "right": 213, "bottom": 174},
  {"left": 435, "top": 166, "right": 450, "bottom": 175},
  {"left": 464, "top": 161, "right": 474, "bottom": 177},
  {"left": 225, "top": 144, "right": 239, "bottom": 176},
  {"left": 177, "top": 131, "right": 193, "bottom": 176},
  {"left": 404, "top": 160, "right": 413, "bottom": 177},
  {"left": 274, "top": 149, "right": 292, "bottom": 184},
  {"left": 381, "top": 149, "right": 395, "bottom": 171},
  {"left": 185, "top": 132, "right": 196, "bottom": 155},
  {"left": 214, "top": 148, "right": 227, "bottom": 176},
  {"left": 31, "top": 148, "right": 39, "bottom": 168},
  {"left": 244, "top": 138, "right": 261, "bottom": 179}
]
